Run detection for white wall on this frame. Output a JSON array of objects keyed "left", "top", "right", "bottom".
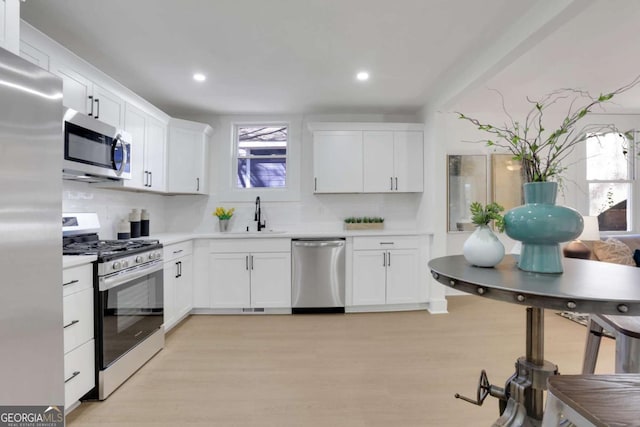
[
  {"left": 164, "top": 113, "right": 424, "bottom": 234},
  {"left": 62, "top": 180, "right": 167, "bottom": 239}
]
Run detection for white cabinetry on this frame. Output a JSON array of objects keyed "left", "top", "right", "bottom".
[
  {"left": 363, "top": 131, "right": 423, "bottom": 192},
  {"left": 118, "top": 103, "right": 166, "bottom": 191},
  {"left": 19, "top": 39, "right": 50, "bottom": 69},
  {"left": 313, "top": 131, "right": 363, "bottom": 193},
  {"left": 352, "top": 236, "right": 422, "bottom": 307},
  {"left": 0, "top": 0, "right": 19, "bottom": 55},
  {"left": 50, "top": 59, "right": 124, "bottom": 128},
  {"left": 309, "top": 123, "right": 423, "bottom": 194},
  {"left": 163, "top": 241, "right": 193, "bottom": 331},
  {"left": 167, "top": 118, "right": 212, "bottom": 194},
  {"left": 62, "top": 262, "right": 95, "bottom": 410},
  {"left": 208, "top": 239, "right": 291, "bottom": 310}
]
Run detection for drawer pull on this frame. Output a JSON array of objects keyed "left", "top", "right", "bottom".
[
  {"left": 65, "top": 371, "right": 81, "bottom": 383},
  {"left": 173, "top": 249, "right": 184, "bottom": 254},
  {"left": 63, "top": 319, "right": 80, "bottom": 329},
  {"left": 63, "top": 279, "right": 79, "bottom": 287},
  {"left": 379, "top": 242, "right": 394, "bottom": 245}
]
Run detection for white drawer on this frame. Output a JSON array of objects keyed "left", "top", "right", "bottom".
[
  {"left": 63, "top": 263, "right": 93, "bottom": 297},
  {"left": 209, "top": 238, "right": 290, "bottom": 253},
  {"left": 63, "top": 288, "right": 94, "bottom": 353},
  {"left": 64, "top": 339, "right": 95, "bottom": 407},
  {"left": 164, "top": 240, "right": 193, "bottom": 262},
  {"left": 352, "top": 235, "right": 419, "bottom": 251}
]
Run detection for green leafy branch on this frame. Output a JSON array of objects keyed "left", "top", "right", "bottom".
[{"left": 470, "top": 202, "right": 505, "bottom": 232}]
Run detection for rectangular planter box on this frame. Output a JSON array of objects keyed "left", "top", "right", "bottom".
[{"left": 344, "top": 223, "right": 384, "bottom": 230}]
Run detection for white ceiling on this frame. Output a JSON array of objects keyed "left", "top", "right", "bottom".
[{"left": 20, "top": 1, "right": 640, "bottom": 119}]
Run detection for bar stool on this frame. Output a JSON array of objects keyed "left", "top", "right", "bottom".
[
  {"left": 542, "top": 374, "right": 640, "bottom": 426},
  {"left": 582, "top": 314, "right": 640, "bottom": 374}
]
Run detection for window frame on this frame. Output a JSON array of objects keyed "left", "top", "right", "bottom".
[
  {"left": 234, "top": 124, "right": 289, "bottom": 189},
  {"left": 585, "top": 130, "right": 636, "bottom": 232}
]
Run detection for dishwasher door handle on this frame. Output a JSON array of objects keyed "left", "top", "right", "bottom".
[{"left": 293, "top": 241, "right": 344, "bottom": 248}]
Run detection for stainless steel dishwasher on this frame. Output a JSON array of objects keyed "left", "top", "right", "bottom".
[{"left": 291, "top": 238, "right": 345, "bottom": 313}]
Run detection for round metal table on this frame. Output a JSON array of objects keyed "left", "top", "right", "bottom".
[{"left": 429, "top": 255, "right": 640, "bottom": 426}]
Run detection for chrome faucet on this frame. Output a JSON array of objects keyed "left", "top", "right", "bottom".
[{"left": 254, "top": 196, "right": 266, "bottom": 231}]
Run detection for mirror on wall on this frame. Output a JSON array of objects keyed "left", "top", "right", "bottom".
[
  {"left": 491, "top": 154, "right": 523, "bottom": 212},
  {"left": 447, "top": 155, "right": 487, "bottom": 232}
]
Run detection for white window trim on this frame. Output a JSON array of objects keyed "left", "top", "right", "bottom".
[{"left": 217, "top": 116, "right": 301, "bottom": 202}]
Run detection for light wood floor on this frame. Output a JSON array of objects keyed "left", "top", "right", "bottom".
[{"left": 66, "top": 296, "right": 615, "bottom": 426}]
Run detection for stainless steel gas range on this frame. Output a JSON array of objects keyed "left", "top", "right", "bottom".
[{"left": 63, "top": 213, "right": 164, "bottom": 400}]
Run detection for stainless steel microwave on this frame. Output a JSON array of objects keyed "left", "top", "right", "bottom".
[{"left": 63, "top": 108, "right": 132, "bottom": 181}]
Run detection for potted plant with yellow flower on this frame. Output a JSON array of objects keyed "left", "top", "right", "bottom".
[{"left": 214, "top": 207, "right": 234, "bottom": 232}]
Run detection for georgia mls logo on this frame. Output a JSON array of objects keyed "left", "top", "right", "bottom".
[{"left": 0, "top": 405, "right": 64, "bottom": 427}]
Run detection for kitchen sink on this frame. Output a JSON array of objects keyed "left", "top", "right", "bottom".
[{"left": 225, "top": 230, "right": 287, "bottom": 235}]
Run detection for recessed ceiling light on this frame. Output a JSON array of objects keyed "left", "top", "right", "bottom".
[
  {"left": 356, "top": 71, "right": 370, "bottom": 81},
  {"left": 193, "top": 73, "right": 206, "bottom": 82}
]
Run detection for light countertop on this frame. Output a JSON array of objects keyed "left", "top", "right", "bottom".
[{"left": 63, "top": 255, "right": 97, "bottom": 268}]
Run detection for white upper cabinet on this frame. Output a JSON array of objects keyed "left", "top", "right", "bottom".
[
  {"left": 363, "top": 130, "right": 424, "bottom": 192},
  {"left": 313, "top": 130, "right": 363, "bottom": 193},
  {"left": 0, "top": 0, "right": 20, "bottom": 55},
  {"left": 167, "top": 118, "right": 211, "bottom": 194},
  {"left": 50, "top": 59, "right": 124, "bottom": 128},
  {"left": 117, "top": 103, "right": 166, "bottom": 192},
  {"left": 310, "top": 123, "right": 424, "bottom": 194},
  {"left": 19, "top": 40, "right": 49, "bottom": 69}
]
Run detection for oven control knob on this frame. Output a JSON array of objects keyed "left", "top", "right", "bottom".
[
  {"left": 112, "top": 261, "right": 121, "bottom": 270},
  {"left": 135, "top": 256, "right": 144, "bottom": 264},
  {"left": 122, "top": 260, "right": 129, "bottom": 268}
]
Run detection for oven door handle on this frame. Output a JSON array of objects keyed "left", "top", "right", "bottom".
[{"left": 99, "top": 261, "right": 163, "bottom": 292}]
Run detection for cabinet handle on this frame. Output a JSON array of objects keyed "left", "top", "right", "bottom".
[
  {"left": 173, "top": 249, "right": 183, "bottom": 254},
  {"left": 63, "top": 319, "right": 79, "bottom": 329},
  {"left": 149, "top": 171, "right": 153, "bottom": 187},
  {"left": 95, "top": 98, "right": 100, "bottom": 119},
  {"left": 175, "top": 261, "right": 180, "bottom": 278},
  {"left": 250, "top": 255, "right": 254, "bottom": 270},
  {"left": 63, "top": 279, "right": 79, "bottom": 287},
  {"left": 379, "top": 242, "right": 394, "bottom": 245},
  {"left": 387, "top": 252, "right": 391, "bottom": 267},
  {"left": 390, "top": 177, "right": 393, "bottom": 190},
  {"left": 395, "top": 177, "right": 398, "bottom": 191},
  {"left": 314, "top": 177, "right": 317, "bottom": 191},
  {"left": 88, "top": 95, "right": 94, "bottom": 116},
  {"left": 382, "top": 252, "right": 386, "bottom": 267},
  {"left": 196, "top": 177, "right": 200, "bottom": 191},
  {"left": 245, "top": 255, "right": 249, "bottom": 271},
  {"left": 65, "top": 371, "right": 81, "bottom": 383}
]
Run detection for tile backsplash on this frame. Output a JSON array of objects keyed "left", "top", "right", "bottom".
[{"left": 63, "top": 181, "right": 166, "bottom": 239}]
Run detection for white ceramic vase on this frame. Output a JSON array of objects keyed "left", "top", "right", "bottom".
[{"left": 463, "top": 225, "right": 505, "bottom": 267}]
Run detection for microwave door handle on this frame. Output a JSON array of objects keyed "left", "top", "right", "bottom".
[{"left": 111, "top": 136, "right": 127, "bottom": 176}]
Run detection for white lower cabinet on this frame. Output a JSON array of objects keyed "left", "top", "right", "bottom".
[
  {"left": 209, "top": 239, "right": 291, "bottom": 309},
  {"left": 352, "top": 236, "right": 422, "bottom": 306},
  {"left": 62, "top": 262, "right": 95, "bottom": 410},
  {"left": 163, "top": 241, "right": 193, "bottom": 331}
]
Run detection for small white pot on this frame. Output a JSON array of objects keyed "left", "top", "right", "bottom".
[{"left": 463, "top": 225, "right": 505, "bottom": 267}]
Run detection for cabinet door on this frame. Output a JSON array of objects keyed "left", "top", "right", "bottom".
[
  {"left": 175, "top": 255, "right": 193, "bottom": 319},
  {"left": 250, "top": 252, "right": 291, "bottom": 308},
  {"left": 145, "top": 115, "right": 167, "bottom": 191},
  {"left": 20, "top": 40, "right": 50, "bottom": 69},
  {"left": 363, "top": 131, "right": 394, "bottom": 192},
  {"left": 167, "top": 127, "right": 199, "bottom": 193},
  {"left": 92, "top": 83, "right": 124, "bottom": 128},
  {"left": 0, "top": 0, "right": 20, "bottom": 55},
  {"left": 393, "top": 131, "right": 423, "bottom": 192},
  {"left": 313, "top": 131, "right": 363, "bottom": 193},
  {"left": 352, "top": 251, "right": 386, "bottom": 305},
  {"left": 163, "top": 262, "right": 178, "bottom": 329},
  {"left": 210, "top": 253, "right": 251, "bottom": 308},
  {"left": 51, "top": 60, "right": 92, "bottom": 114},
  {"left": 386, "top": 249, "right": 421, "bottom": 304},
  {"left": 123, "top": 104, "right": 147, "bottom": 189}
]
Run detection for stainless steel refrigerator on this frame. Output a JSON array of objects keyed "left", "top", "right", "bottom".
[{"left": 0, "top": 47, "right": 64, "bottom": 407}]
